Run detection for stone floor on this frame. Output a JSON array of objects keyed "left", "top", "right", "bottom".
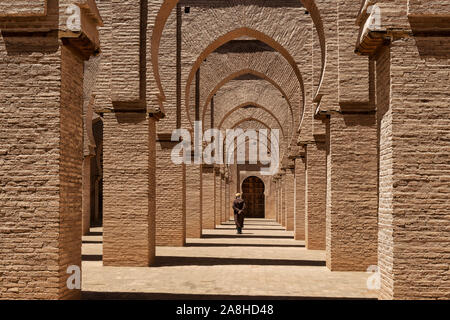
[{"left": 82, "top": 219, "right": 378, "bottom": 299}]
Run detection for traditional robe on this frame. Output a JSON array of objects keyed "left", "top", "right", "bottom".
[{"left": 232, "top": 198, "right": 246, "bottom": 229}]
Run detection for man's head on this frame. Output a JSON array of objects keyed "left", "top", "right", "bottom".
[{"left": 235, "top": 193, "right": 241, "bottom": 199}]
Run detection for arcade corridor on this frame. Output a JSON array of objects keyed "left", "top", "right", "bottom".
[{"left": 82, "top": 219, "right": 376, "bottom": 299}]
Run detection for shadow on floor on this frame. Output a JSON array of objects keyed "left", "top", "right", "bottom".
[
  {"left": 82, "top": 254, "right": 103, "bottom": 261},
  {"left": 154, "top": 256, "right": 325, "bottom": 267},
  {"left": 201, "top": 234, "right": 293, "bottom": 239},
  {"left": 186, "top": 243, "right": 304, "bottom": 248},
  {"left": 82, "top": 291, "right": 375, "bottom": 300},
  {"left": 86, "top": 231, "right": 103, "bottom": 236},
  {"left": 81, "top": 242, "right": 304, "bottom": 248},
  {"left": 82, "top": 240, "right": 103, "bottom": 244},
  {"left": 215, "top": 227, "right": 287, "bottom": 231}
]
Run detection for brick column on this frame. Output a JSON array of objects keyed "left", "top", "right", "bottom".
[
  {"left": 82, "top": 157, "right": 92, "bottom": 235},
  {"left": 0, "top": 2, "right": 102, "bottom": 299},
  {"left": 294, "top": 156, "right": 306, "bottom": 240},
  {"left": 325, "top": 112, "right": 378, "bottom": 271},
  {"left": 214, "top": 168, "right": 221, "bottom": 227},
  {"left": 186, "top": 163, "right": 202, "bottom": 238},
  {"left": 222, "top": 175, "right": 227, "bottom": 223},
  {"left": 281, "top": 173, "right": 287, "bottom": 228},
  {"left": 376, "top": 39, "right": 450, "bottom": 300},
  {"left": 276, "top": 179, "right": 281, "bottom": 224},
  {"left": 155, "top": 134, "right": 186, "bottom": 246},
  {"left": 202, "top": 165, "right": 215, "bottom": 229},
  {"left": 285, "top": 167, "right": 295, "bottom": 231},
  {"left": 225, "top": 177, "right": 230, "bottom": 223},
  {"left": 305, "top": 141, "right": 326, "bottom": 250},
  {"left": 0, "top": 44, "right": 84, "bottom": 300},
  {"left": 103, "top": 114, "right": 156, "bottom": 265}
]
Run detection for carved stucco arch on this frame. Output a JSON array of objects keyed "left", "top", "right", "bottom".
[{"left": 151, "top": 0, "right": 326, "bottom": 113}]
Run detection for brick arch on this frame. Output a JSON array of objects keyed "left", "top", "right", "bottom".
[
  {"left": 197, "top": 54, "right": 302, "bottom": 130},
  {"left": 224, "top": 118, "right": 284, "bottom": 162},
  {"left": 151, "top": 0, "right": 326, "bottom": 113},
  {"left": 202, "top": 69, "right": 295, "bottom": 134},
  {"left": 218, "top": 102, "right": 286, "bottom": 139},
  {"left": 185, "top": 28, "right": 305, "bottom": 130},
  {"left": 209, "top": 79, "right": 293, "bottom": 148}
]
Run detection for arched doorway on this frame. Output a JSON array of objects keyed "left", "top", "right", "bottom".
[{"left": 241, "top": 176, "right": 265, "bottom": 218}]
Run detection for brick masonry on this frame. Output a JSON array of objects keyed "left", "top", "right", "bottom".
[
  {"left": 294, "top": 157, "right": 306, "bottom": 240},
  {"left": 285, "top": 168, "right": 295, "bottom": 231},
  {"left": 186, "top": 164, "right": 202, "bottom": 238},
  {"left": 103, "top": 113, "right": 155, "bottom": 266},
  {"left": 305, "top": 142, "right": 326, "bottom": 250},
  {"left": 201, "top": 166, "right": 215, "bottom": 229},
  {"left": 155, "top": 136, "right": 186, "bottom": 246},
  {"left": 325, "top": 112, "right": 378, "bottom": 271}
]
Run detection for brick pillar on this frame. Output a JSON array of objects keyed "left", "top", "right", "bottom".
[
  {"left": 186, "top": 164, "right": 202, "bottom": 238},
  {"left": 229, "top": 177, "right": 235, "bottom": 220},
  {"left": 325, "top": 112, "right": 378, "bottom": 271},
  {"left": 82, "top": 157, "right": 92, "bottom": 235},
  {"left": 294, "top": 157, "right": 306, "bottom": 240},
  {"left": 155, "top": 134, "right": 186, "bottom": 246},
  {"left": 281, "top": 174, "right": 287, "bottom": 227},
  {"left": 376, "top": 39, "right": 450, "bottom": 299},
  {"left": 225, "top": 178, "right": 230, "bottom": 223},
  {"left": 202, "top": 165, "right": 215, "bottom": 229},
  {"left": 305, "top": 142, "right": 326, "bottom": 250},
  {"left": 285, "top": 167, "right": 295, "bottom": 231},
  {"left": 276, "top": 180, "right": 281, "bottom": 224},
  {"left": 222, "top": 175, "right": 227, "bottom": 223},
  {"left": 214, "top": 169, "right": 221, "bottom": 227},
  {"left": 103, "top": 114, "right": 156, "bottom": 265}
]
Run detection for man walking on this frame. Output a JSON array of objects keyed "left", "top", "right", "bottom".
[{"left": 232, "top": 193, "right": 246, "bottom": 234}]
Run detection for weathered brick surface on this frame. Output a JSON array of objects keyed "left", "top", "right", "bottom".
[
  {"left": 0, "top": 40, "right": 83, "bottom": 299},
  {"left": 285, "top": 168, "right": 295, "bottom": 231},
  {"left": 103, "top": 113, "right": 155, "bottom": 266},
  {"left": 377, "top": 38, "right": 450, "bottom": 300},
  {"left": 201, "top": 166, "right": 215, "bottom": 229},
  {"left": 155, "top": 137, "right": 186, "bottom": 246},
  {"left": 281, "top": 174, "right": 287, "bottom": 227},
  {"left": 186, "top": 164, "right": 202, "bottom": 238},
  {"left": 214, "top": 169, "right": 221, "bottom": 227},
  {"left": 325, "top": 112, "right": 378, "bottom": 271},
  {"left": 305, "top": 142, "right": 326, "bottom": 250},
  {"left": 294, "top": 157, "right": 306, "bottom": 240}
]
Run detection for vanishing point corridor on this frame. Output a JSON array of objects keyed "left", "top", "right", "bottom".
[{"left": 82, "top": 219, "right": 376, "bottom": 300}]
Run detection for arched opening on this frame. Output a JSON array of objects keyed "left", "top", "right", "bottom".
[{"left": 241, "top": 176, "right": 265, "bottom": 218}]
